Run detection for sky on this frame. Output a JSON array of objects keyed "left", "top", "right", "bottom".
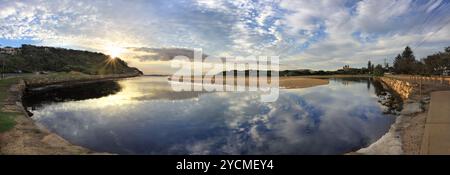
[{"left": 1, "top": 0, "right": 450, "bottom": 74}]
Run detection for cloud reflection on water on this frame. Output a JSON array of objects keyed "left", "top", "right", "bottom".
[{"left": 31, "top": 77, "right": 395, "bottom": 154}]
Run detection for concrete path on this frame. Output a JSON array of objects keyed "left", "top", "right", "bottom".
[{"left": 420, "top": 91, "right": 450, "bottom": 155}]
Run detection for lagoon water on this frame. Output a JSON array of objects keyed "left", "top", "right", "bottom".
[{"left": 25, "top": 77, "right": 396, "bottom": 154}]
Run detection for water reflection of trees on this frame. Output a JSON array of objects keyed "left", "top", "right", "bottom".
[
  {"left": 333, "top": 77, "right": 370, "bottom": 86},
  {"left": 371, "top": 79, "right": 403, "bottom": 113},
  {"left": 23, "top": 81, "right": 122, "bottom": 109},
  {"left": 333, "top": 77, "right": 402, "bottom": 113}
]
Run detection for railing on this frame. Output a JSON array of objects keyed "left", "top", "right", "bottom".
[{"left": 385, "top": 74, "right": 450, "bottom": 86}]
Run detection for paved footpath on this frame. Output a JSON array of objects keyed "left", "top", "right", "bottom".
[{"left": 421, "top": 91, "right": 450, "bottom": 154}]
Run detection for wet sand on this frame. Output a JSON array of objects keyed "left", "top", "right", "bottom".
[
  {"left": 279, "top": 77, "right": 329, "bottom": 89},
  {"left": 169, "top": 76, "right": 330, "bottom": 89}
]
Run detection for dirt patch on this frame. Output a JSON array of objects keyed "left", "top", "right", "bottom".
[
  {"left": 400, "top": 110, "right": 427, "bottom": 154},
  {"left": 0, "top": 114, "right": 92, "bottom": 155}
]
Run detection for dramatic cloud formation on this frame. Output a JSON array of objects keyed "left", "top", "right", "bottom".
[{"left": 1, "top": 0, "right": 449, "bottom": 73}]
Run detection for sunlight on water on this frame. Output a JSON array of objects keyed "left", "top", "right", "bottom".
[{"left": 28, "top": 77, "right": 396, "bottom": 155}]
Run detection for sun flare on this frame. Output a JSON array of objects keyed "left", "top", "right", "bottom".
[{"left": 106, "top": 45, "right": 125, "bottom": 58}]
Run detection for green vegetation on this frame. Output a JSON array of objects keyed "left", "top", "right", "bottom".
[
  {"left": 393, "top": 46, "right": 419, "bottom": 74},
  {"left": 393, "top": 46, "right": 450, "bottom": 75},
  {"left": 0, "top": 78, "right": 20, "bottom": 133},
  {"left": 281, "top": 46, "right": 449, "bottom": 77},
  {"left": 22, "top": 71, "right": 136, "bottom": 87},
  {"left": 0, "top": 112, "right": 19, "bottom": 133},
  {"left": 1, "top": 45, "right": 142, "bottom": 75},
  {"left": 0, "top": 78, "right": 17, "bottom": 101},
  {"left": 0, "top": 45, "right": 144, "bottom": 134},
  {"left": 280, "top": 70, "right": 334, "bottom": 76},
  {"left": 373, "top": 64, "right": 385, "bottom": 76}
]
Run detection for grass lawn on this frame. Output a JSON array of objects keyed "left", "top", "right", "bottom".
[
  {"left": 0, "top": 78, "right": 18, "bottom": 100},
  {"left": 22, "top": 72, "right": 111, "bottom": 86},
  {"left": 0, "top": 112, "right": 19, "bottom": 132},
  {"left": 0, "top": 78, "right": 20, "bottom": 133}
]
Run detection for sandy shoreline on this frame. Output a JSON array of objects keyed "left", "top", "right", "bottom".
[
  {"left": 279, "top": 77, "right": 329, "bottom": 89},
  {"left": 168, "top": 76, "right": 330, "bottom": 89}
]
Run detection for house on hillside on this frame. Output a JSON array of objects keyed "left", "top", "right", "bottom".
[{"left": 0, "top": 47, "right": 20, "bottom": 55}]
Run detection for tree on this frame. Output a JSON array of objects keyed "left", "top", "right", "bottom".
[
  {"left": 367, "top": 61, "right": 372, "bottom": 74},
  {"left": 402, "top": 46, "right": 415, "bottom": 60},
  {"left": 393, "top": 46, "right": 417, "bottom": 74},
  {"left": 393, "top": 54, "right": 401, "bottom": 73},
  {"left": 423, "top": 47, "right": 450, "bottom": 75},
  {"left": 373, "top": 64, "right": 385, "bottom": 76},
  {"left": 402, "top": 46, "right": 417, "bottom": 74}
]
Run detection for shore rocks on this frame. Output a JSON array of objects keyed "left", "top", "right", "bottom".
[{"left": 380, "top": 77, "right": 415, "bottom": 100}]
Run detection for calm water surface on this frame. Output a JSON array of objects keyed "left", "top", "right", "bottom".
[{"left": 25, "top": 77, "right": 396, "bottom": 154}]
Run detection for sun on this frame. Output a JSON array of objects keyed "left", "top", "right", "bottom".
[{"left": 106, "top": 45, "right": 125, "bottom": 58}]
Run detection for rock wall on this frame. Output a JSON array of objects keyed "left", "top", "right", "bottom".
[{"left": 379, "top": 77, "right": 416, "bottom": 100}]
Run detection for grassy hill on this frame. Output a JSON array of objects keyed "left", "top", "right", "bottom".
[{"left": 0, "top": 45, "right": 142, "bottom": 75}]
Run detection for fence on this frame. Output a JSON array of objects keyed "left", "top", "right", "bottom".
[{"left": 384, "top": 74, "right": 450, "bottom": 98}]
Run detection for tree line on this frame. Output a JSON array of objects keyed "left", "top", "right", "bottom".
[
  {"left": 365, "top": 46, "right": 449, "bottom": 76},
  {"left": 283, "top": 46, "right": 450, "bottom": 77},
  {"left": 393, "top": 46, "right": 449, "bottom": 75}
]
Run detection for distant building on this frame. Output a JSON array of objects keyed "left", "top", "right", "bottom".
[
  {"left": 342, "top": 65, "right": 351, "bottom": 71},
  {"left": 0, "top": 47, "right": 20, "bottom": 55}
]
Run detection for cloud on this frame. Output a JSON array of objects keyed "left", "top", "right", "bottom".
[
  {"left": 279, "top": 0, "right": 450, "bottom": 69},
  {"left": 1, "top": 0, "right": 450, "bottom": 72},
  {"left": 0, "top": 1, "right": 100, "bottom": 40},
  {"left": 129, "top": 47, "right": 209, "bottom": 61}
]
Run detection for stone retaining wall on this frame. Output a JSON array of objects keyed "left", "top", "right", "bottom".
[{"left": 379, "top": 77, "right": 416, "bottom": 100}]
